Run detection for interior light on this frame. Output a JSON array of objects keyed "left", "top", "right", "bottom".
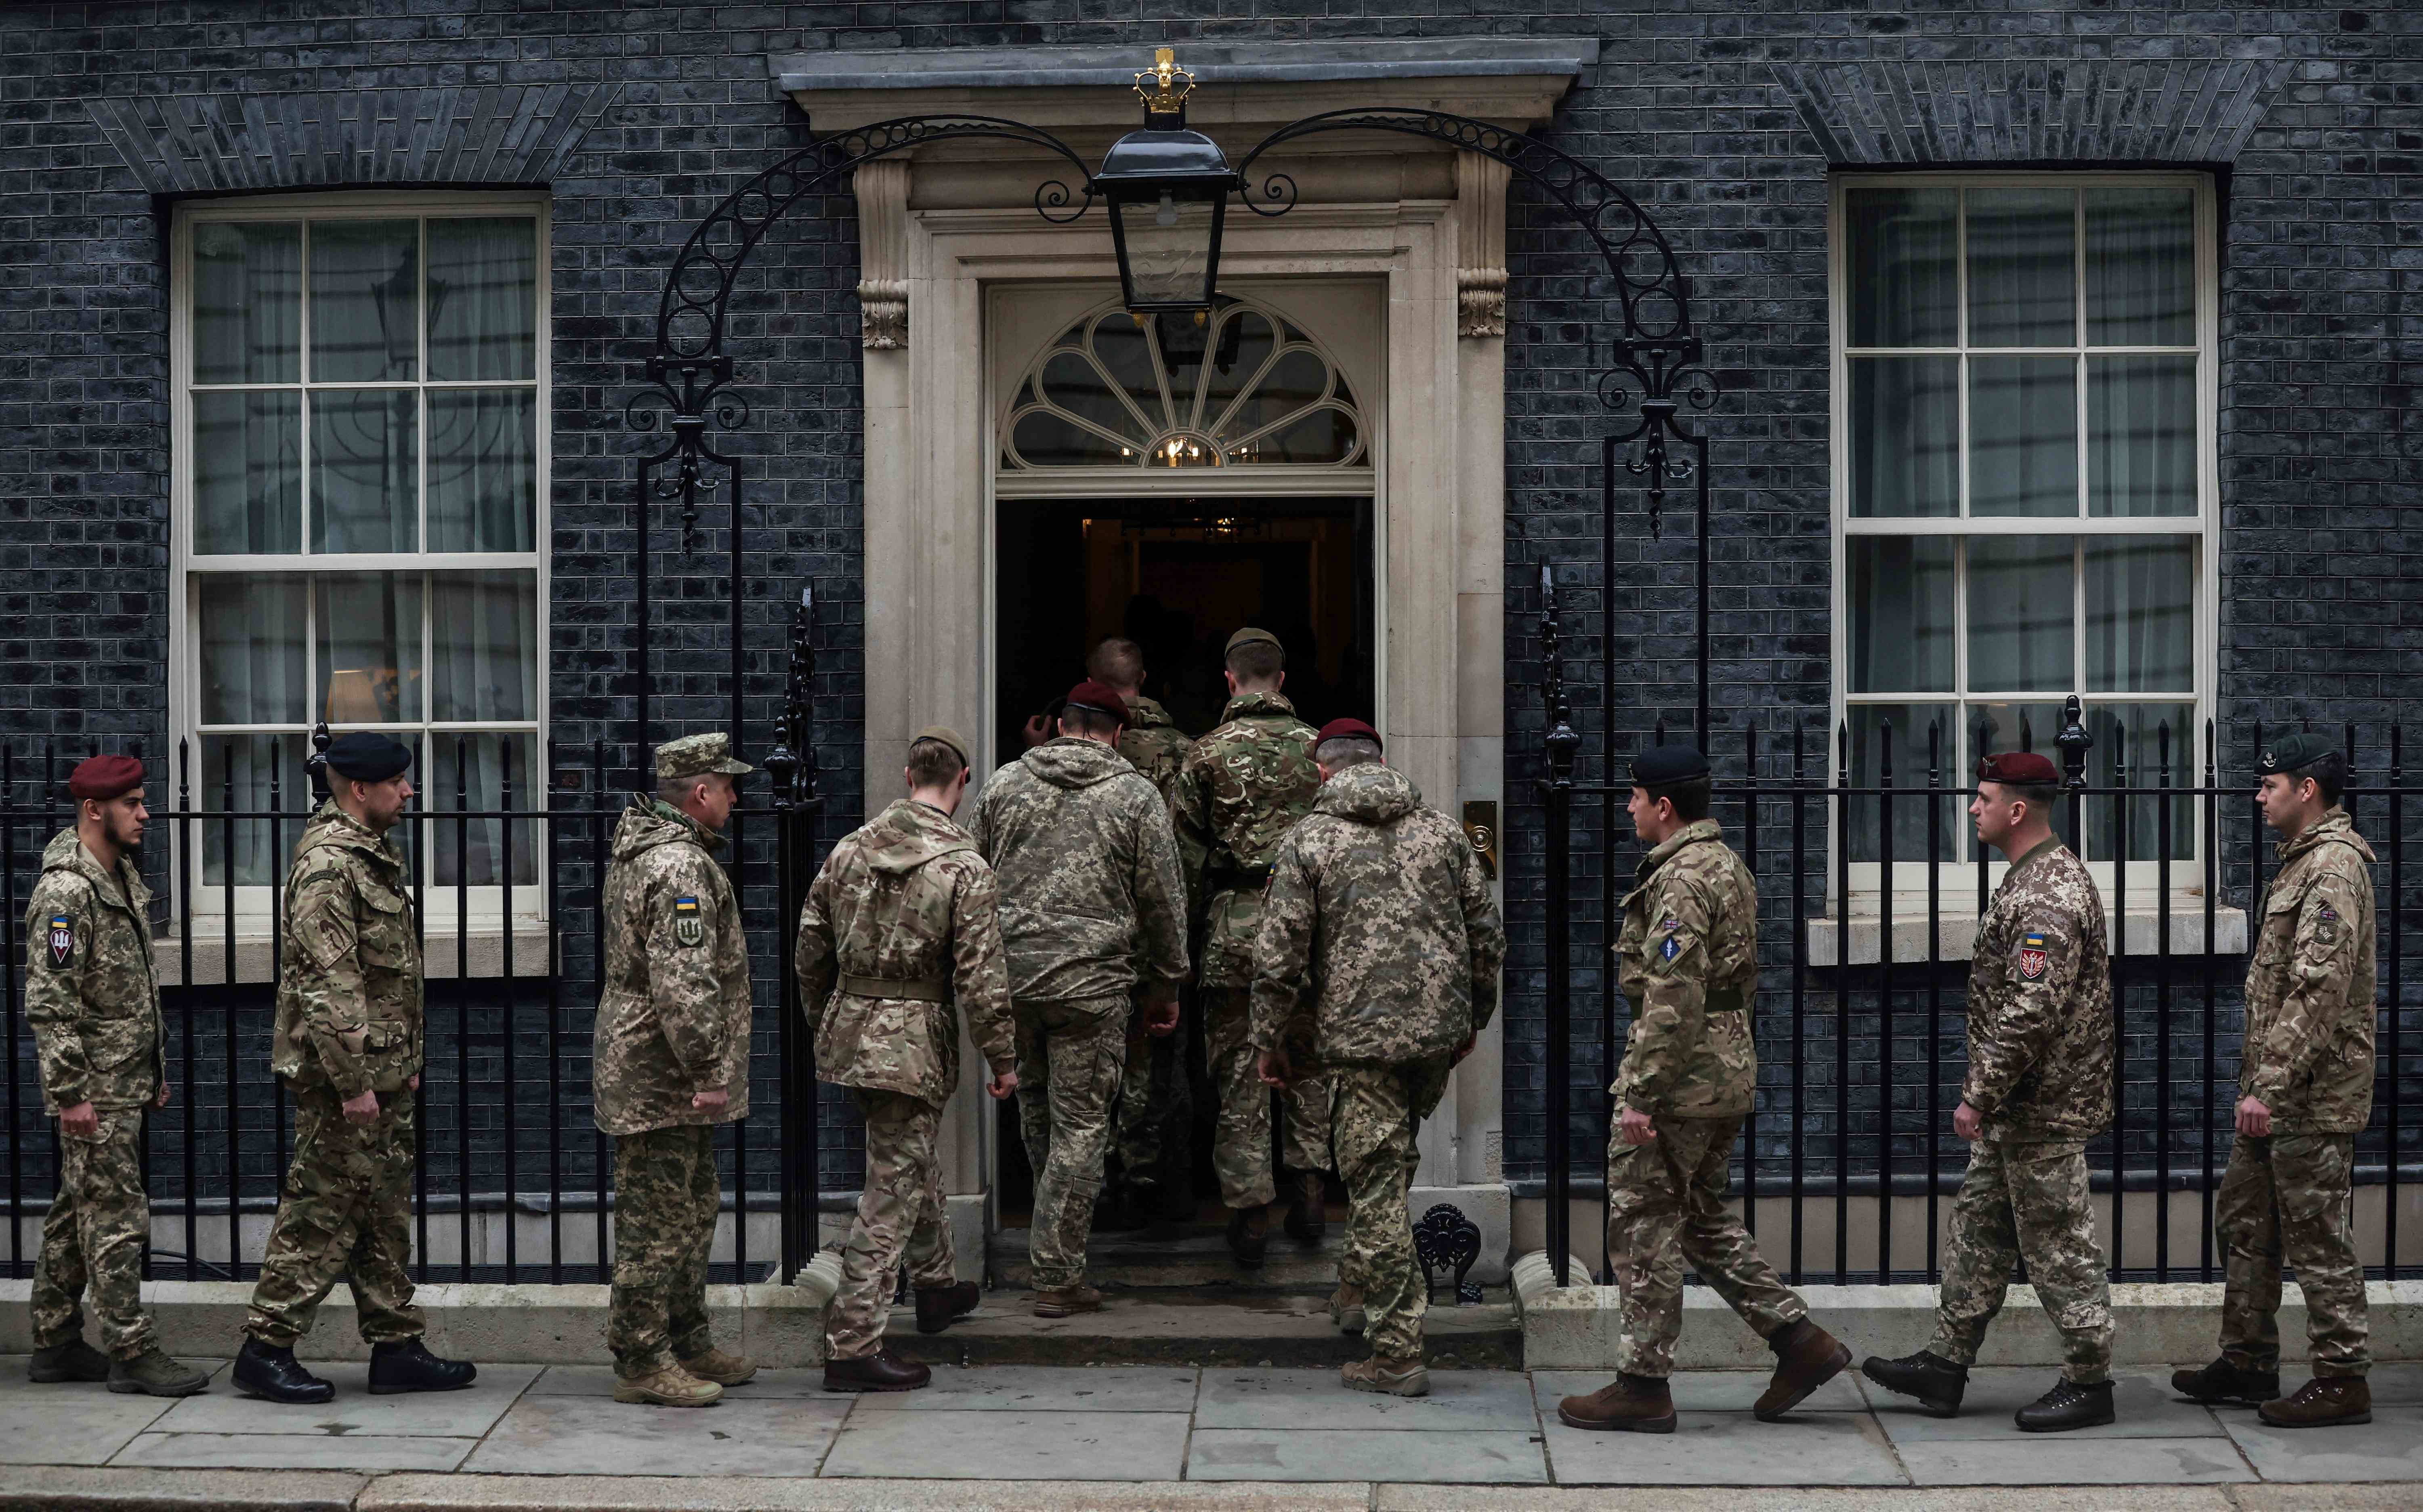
[{"left": 1155, "top": 189, "right": 1177, "bottom": 229}]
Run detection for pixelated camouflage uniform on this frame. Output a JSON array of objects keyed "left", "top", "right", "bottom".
[
  {"left": 1604, "top": 820, "right": 1808, "bottom": 1378},
  {"left": 1175, "top": 690, "right": 1332, "bottom": 1210},
  {"left": 796, "top": 798, "right": 1016, "bottom": 1359},
  {"left": 26, "top": 828, "right": 165, "bottom": 1360},
  {"left": 248, "top": 800, "right": 428, "bottom": 1347},
  {"left": 594, "top": 797, "right": 751, "bottom": 1378},
  {"left": 2218, "top": 807, "right": 2376, "bottom": 1378},
  {"left": 1930, "top": 835, "right": 2114, "bottom": 1384},
  {"left": 1111, "top": 695, "right": 1196, "bottom": 1196},
  {"left": 970, "top": 737, "right": 1188, "bottom": 1291},
  {"left": 1252, "top": 763, "right": 1503, "bottom": 1360}
]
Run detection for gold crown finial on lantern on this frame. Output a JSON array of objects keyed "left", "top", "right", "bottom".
[{"left": 1134, "top": 47, "right": 1194, "bottom": 117}]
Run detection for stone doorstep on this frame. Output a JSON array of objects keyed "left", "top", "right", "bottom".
[{"left": 1510, "top": 1251, "right": 2423, "bottom": 1372}]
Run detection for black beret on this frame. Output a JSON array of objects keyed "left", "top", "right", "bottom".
[
  {"left": 1631, "top": 743, "right": 1710, "bottom": 787},
  {"left": 324, "top": 731, "right": 413, "bottom": 783},
  {"left": 2257, "top": 731, "right": 2337, "bottom": 778}
]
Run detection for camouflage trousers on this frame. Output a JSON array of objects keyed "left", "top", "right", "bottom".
[
  {"left": 1111, "top": 987, "right": 1193, "bottom": 1193},
  {"left": 1604, "top": 1115, "right": 1806, "bottom": 1378},
  {"left": 1331, "top": 1056, "right": 1453, "bottom": 1361},
  {"left": 32, "top": 1109, "right": 157, "bottom": 1359},
  {"left": 827, "top": 1088, "right": 953, "bottom": 1360},
  {"left": 1203, "top": 986, "right": 1332, "bottom": 1211},
  {"left": 1014, "top": 995, "right": 1128, "bottom": 1291},
  {"left": 608, "top": 1124, "right": 720, "bottom": 1378},
  {"left": 248, "top": 1084, "right": 423, "bottom": 1347},
  {"left": 1930, "top": 1132, "right": 2112, "bottom": 1384},
  {"left": 2217, "top": 1131, "right": 2368, "bottom": 1378}
]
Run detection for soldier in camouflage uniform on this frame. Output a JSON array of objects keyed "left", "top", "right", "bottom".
[
  {"left": 25, "top": 755, "right": 207, "bottom": 1396},
  {"left": 1251, "top": 719, "right": 1503, "bottom": 1397},
  {"left": 1558, "top": 745, "right": 1850, "bottom": 1435},
  {"left": 592, "top": 733, "right": 758, "bottom": 1407},
  {"left": 971, "top": 679, "right": 1189, "bottom": 1315},
  {"left": 236, "top": 733, "right": 476, "bottom": 1405},
  {"left": 1866, "top": 750, "right": 2116, "bottom": 1434},
  {"left": 2174, "top": 731, "right": 2377, "bottom": 1429},
  {"left": 799, "top": 726, "right": 1019, "bottom": 1392},
  {"left": 1174, "top": 627, "right": 1332, "bottom": 1264}
]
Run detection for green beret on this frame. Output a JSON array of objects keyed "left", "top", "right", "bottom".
[
  {"left": 2257, "top": 731, "right": 2337, "bottom": 778},
  {"left": 1631, "top": 743, "right": 1710, "bottom": 787},
  {"left": 657, "top": 732, "right": 753, "bottom": 782},
  {"left": 1224, "top": 626, "right": 1283, "bottom": 657},
  {"left": 913, "top": 724, "right": 972, "bottom": 768}
]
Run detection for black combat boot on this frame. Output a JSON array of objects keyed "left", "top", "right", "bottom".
[
  {"left": 28, "top": 1338, "right": 111, "bottom": 1383},
  {"left": 1283, "top": 1169, "right": 1328, "bottom": 1244},
  {"left": 1226, "top": 1203, "right": 1269, "bottom": 1268},
  {"left": 367, "top": 1338, "right": 478, "bottom": 1394},
  {"left": 233, "top": 1336, "right": 335, "bottom": 1404},
  {"left": 2171, "top": 1357, "right": 2279, "bottom": 1407},
  {"left": 2015, "top": 1376, "right": 2116, "bottom": 1432},
  {"left": 915, "top": 1281, "right": 982, "bottom": 1335},
  {"left": 1860, "top": 1350, "right": 1968, "bottom": 1418}
]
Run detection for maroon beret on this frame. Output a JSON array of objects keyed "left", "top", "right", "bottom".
[
  {"left": 1977, "top": 750, "right": 2060, "bottom": 786},
  {"left": 68, "top": 754, "right": 144, "bottom": 801},
  {"left": 1063, "top": 679, "right": 1130, "bottom": 728},
  {"left": 1315, "top": 718, "right": 1382, "bottom": 751}
]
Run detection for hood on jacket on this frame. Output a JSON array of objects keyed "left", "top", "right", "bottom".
[
  {"left": 1020, "top": 737, "right": 1135, "bottom": 791},
  {"left": 611, "top": 796, "right": 722, "bottom": 862},
  {"left": 1314, "top": 763, "right": 1421, "bottom": 824},
  {"left": 862, "top": 799, "right": 976, "bottom": 875},
  {"left": 1127, "top": 695, "right": 1179, "bottom": 731}
]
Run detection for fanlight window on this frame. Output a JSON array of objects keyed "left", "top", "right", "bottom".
[{"left": 1002, "top": 300, "right": 1367, "bottom": 470}]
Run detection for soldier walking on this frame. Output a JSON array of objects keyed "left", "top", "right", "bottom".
[
  {"left": 1557, "top": 744, "right": 1850, "bottom": 1434},
  {"left": 971, "top": 679, "right": 1189, "bottom": 1316},
  {"left": 1174, "top": 627, "right": 1333, "bottom": 1266},
  {"left": 1864, "top": 751, "right": 2116, "bottom": 1432},
  {"left": 235, "top": 733, "right": 476, "bottom": 1404},
  {"left": 798, "top": 727, "right": 1020, "bottom": 1392},
  {"left": 593, "top": 734, "right": 759, "bottom": 1407},
  {"left": 24, "top": 755, "right": 208, "bottom": 1396},
  {"left": 1251, "top": 720, "right": 1502, "bottom": 1396},
  {"left": 2173, "top": 732, "right": 2377, "bottom": 1428}
]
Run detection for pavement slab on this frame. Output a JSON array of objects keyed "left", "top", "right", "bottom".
[
  {"left": 818, "top": 1407, "right": 1191, "bottom": 1480},
  {"left": 112, "top": 1429, "right": 477, "bottom": 1472},
  {"left": 1186, "top": 1426, "right": 1550, "bottom": 1483},
  {"left": 462, "top": 1393, "right": 850, "bottom": 1477},
  {"left": 0, "top": 1465, "right": 367, "bottom": 1512},
  {"left": 1864, "top": 1367, "right": 2228, "bottom": 1441},
  {"left": 1890, "top": 1435, "right": 2255, "bottom": 1485},
  {"left": 361, "top": 1476, "right": 1369, "bottom": 1509},
  {"left": 149, "top": 1361, "right": 540, "bottom": 1437},
  {"left": 1194, "top": 1367, "right": 1539, "bottom": 1431},
  {"left": 1374, "top": 1490, "right": 2243, "bottom": 1510},
  {"left": 1540, "top": 1407, "right": 1909, "bottom": 1486},
  {"left": 852, "top": 1364, "right": 1201, "bottom": 1413},
  {"left": 0, "top": 1395, "right": 181, "bottom": 1464},
  {"left": 2221, "top": 1403, "right": 2423, "bottom": 1483},
  {"left": 1532, "top": 1367, "right": 1867, "bottom": 1415}
]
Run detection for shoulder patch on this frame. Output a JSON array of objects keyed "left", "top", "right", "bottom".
[
  {"left": 2017, "top": 930, "right": 2050, "bottom": 981},
  {"left": 1659, "top": 934, "right": 1681, "bottom": 962},
  {"left": 46, "top": 914, "right": 73, "bottom": 969},
  {"left": 673, "top": 895, "right": 705, "bottom": 948}
]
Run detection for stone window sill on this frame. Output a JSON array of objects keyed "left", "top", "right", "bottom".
[
  {"left": 1803, "top": 900, "right": 2247, "bottom": 967},
  {"left": 154, "top": 924, "right": 555, "bottom": 986}
]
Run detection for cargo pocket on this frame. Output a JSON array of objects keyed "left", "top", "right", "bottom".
[{"left": 82, "top": 1016, "right": 153, "bottom": 1072}]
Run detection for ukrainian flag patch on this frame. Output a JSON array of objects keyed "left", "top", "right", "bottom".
[
  {"left": 2017, "top": 929, "right": 2049, "bottom": 980},
  {"left": 673, "top": 895, "right": 704, "bottom": 948}
]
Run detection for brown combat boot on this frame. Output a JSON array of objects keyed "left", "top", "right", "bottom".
[
  {"left": 1329, "top": 1283, "right": 1367, "bottom": 1336},
  {"left": 823, "top": 1349, "right": 931, "bottom": 1393},
  {"left": 1226, "top": 1203, "right": 1269, "bottom": 1268},
  {"left": 613, "top": 1363, "right": 722, "bottom": 1407},
  {"left": 1341, "top": 1355, "right": 1429, "bottom": 1397},
  {"left": 1285, "top": 1169, "right": 1328, "bottom": 1243},
  {"left": 915, "top": 1281, "right": 982, "bottom": 1334},
  {"left": 1755, "top": 1318, "right": 1852, "bottom": 1421},
  {"left": 1033, "top": 1283, "right": 1104, "bottom": 1318},
  {"left": 1558, "top": 1372, "right": 1676, "bottom": 1434},
  {"left": 2258, "top": 1375, "right": 2372, "bottom": 1428},
  {"left": 678, "top": 1345, "right": 757, "bottom": 1386}
]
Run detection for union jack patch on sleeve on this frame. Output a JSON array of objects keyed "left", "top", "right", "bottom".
[
  {"left": 2017, "top": 929, "right": 2049, "bottom": 980},
  {"left": 46, "top": 914, "right": 72, "bottom": 968}
]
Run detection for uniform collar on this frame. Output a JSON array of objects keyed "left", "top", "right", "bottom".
[
  {"left": 44, "top": 827, "right": 149, "bottom": 915},
  {"left": 2276, "top": 806, "right": 2370, "bottom": 865},
  {"left": 306, "top": 798, "right": 408, "bottom": 872},
  {"left": 650, "top": 796, "right": 727, "bottom": 853},
  {"left": 1125, "top": 694, "right": 1176, "bottom": 730},
  {"left": 1636, "top": 818, "right": 1724, "bottom": 882},
  {"left": 1220, "top": 690, "right": 1297, "bottom": 722},
  {"left": 2007, "top": 832, "right": 2066, "bottom": 876}
]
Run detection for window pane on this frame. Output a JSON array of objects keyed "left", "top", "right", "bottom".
[
  {"left": 1849, "top": 356, "right": 1959, "bottom": 518},
  {"left": 1970, "top": 355, "right": 2079, "bottom": 517},
  {"left": 427, "top": 731, "right": 540, "bottom": 888},
  {"left": 1010, "top": 406, "right": 1132, "bottom": 465},
  {"left": 2088, "top": 355, "right": 2196, "bottom": 517},
  {"left": 1848, "top": 538, "right": 1955, "bottom": 692},
  {"left": 311, "top": 390, "right": 419, "bottom": 553},
  {"left": 431, "top": 571, "right": 538, "bottom": 722},
  {"left": 1965, "top": 700, "right": 2076, "bottom": 856},
  {"left": 1845, "top": 703, "right": 1961, "bottom": 866},
  {"left": 2085, "top": 188, "right": 2194, "bottom": 346},
  {"left": 1225, "top": 347, "right": 1330, "bottom": 445},
  {"left": 198, "top": 577, "right": 305, "bottom": 724},
  {"left": 1966, "top": 537, "right": 2074, "bottom": 691},
  {"left": 1037, "top": 351, "right": 1146, "bottom": 445},
  {"left": 426, "top": 217, "right": 536, "bottom": 382},
  {"left": 192, "top": 221, "right": 300, "bottom": 384},
  {"left": 309, "top": 219, "right": 419, "bottom": 382},
  {"left": 1089, "top": 315, "right": 1163, "bottom": 428},
  {"left": 1201, "top": 309, "right": 1279, "bottom": 430},
  {"left": 1966, "top": 188, "right": 2076, "bottom": 348},
  {"left": 315, "top": 573, "right": 424, "bottom": 724},
  {"left": 192, "top": 391, "right": 301, "bottom": 554},
  {"left": 428, "top": 389, "right": 536, "bottom": 552},
  {"left": 2085, "top": 704, "right": 2196, "bottom": 861},
  {"left": 1846, "top": 187, "right": 1957, "bottom": 348},
  {"left": 200, "top": 734, "right": 311, "bottom": 888},
  {"left": 2085, "top": 537, "right": 2193, "bottom": 693}
]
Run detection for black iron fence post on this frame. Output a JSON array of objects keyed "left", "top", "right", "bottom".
[
  {"left": 1540, "top": 563, "right": 1579, "bottom": 1288},
  {"left": 764, "top": 585, "right": 821, "bottom": 1283}
]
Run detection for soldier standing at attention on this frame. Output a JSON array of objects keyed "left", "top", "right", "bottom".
[
  {"left": 593, "top": 733, "right": 759, "bottom": 1407},
  {"left": 1864, "top": 750, "right": 2116, "bottom": 1433},
  {"left": 1174, "top": 627, "right": 1332, "bottom": 1266},
  {"left": 235, "top": 733, "right": 477, "bottom": 1404},
  {"left": 971, "top": 679, "right": 1189, "bottom": 1317},
  {"left": 1556, "top": 744, "right": 1849, "bottom": 1434},
  {"left": 799, "top": 727, "right": 1020, "bottom": 1392},
  {"left": 2173, "top": 732, "right": 2377, "bottom": 1428},
  {"left": 24, "top": 755, "right": 208, "bottom": 1396},
  {"left": 1251, "top": 720, "right": 1503, "bottom": 1396}
]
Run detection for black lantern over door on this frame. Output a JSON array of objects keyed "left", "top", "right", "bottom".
[{"left": 1096, "top": 50, "right": 1239, "bottom": 314}]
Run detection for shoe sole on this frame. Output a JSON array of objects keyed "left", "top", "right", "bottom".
[
  {"left": 1344, "top": 1373, "right": 1430, "bottom": 1398},
  {"left": 1556, "top": 1405, "right": 1675, "bottom": 1433},
  {"left": 367, "top": 1380, "right": 478, "bottom": 1395},
  {"left": 1860, "top": 1369, "right": 1961, "bottom": 1418},
  {"left": 2017, "top": 1409, "right": 2117, "bottom": 1433},
  {"left": 107, "top": 1378, "right": 209, "bottom": 1397},
  {"left": 2258, "top": 1410, "right": 2371, "bottom": 1429},
  {"left": 235, "top": 1384, "right": 336, "bottom": 1405},
  {"left": 1754, "top": 1342, "right": 1853, "bottom": 1422},
  {"left": 612, "top": 1387, "right": 722, "bottom": 1406},
  {"left": 1033, "top": 1304, "right": 1104, "bottom": 1318},
  {"left": 821, "top": 1376, "right": 929, "bottom": 1393},
  {"left": 28, "top": 1369, "right": 110, "bottom": 1384}
]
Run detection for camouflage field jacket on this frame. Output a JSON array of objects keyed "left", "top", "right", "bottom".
[
  {"left": 1611, "top": 821, "right": 1759, "bottom": 1120},
  {"left": 25, "top": 828, "right": 162, "bottom": 1115},
  {"left": 1173, "top": 691, "right": 1321, "bottom": 987},
  {"left": 1962, "top": 836, "right": 2114, "bottom": 1140},
  {"left": 274, "top": 802, "right": 424, "bottom": 1098},
  {"left": 592, "top": 799, "right": 751, "bottom": 1135},
  {"left": 2241, "top": 808, "right": 2376, "bottom": 1133}
]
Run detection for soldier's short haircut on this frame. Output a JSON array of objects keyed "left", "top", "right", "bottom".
[
  {"left": 2002, "top": 781, "right": 2062, "bottom": 816},
  {"left": 657, "top": 774, "right": 705, "bottom": 806},
  {"left": 1086, "top": 637, "right": 1144, "bottom": 688},
  {"left": 2297, "top": 751, "right": 2347, "bottom": 807},
  {"left": 1226, "top": 638, "right": 1285, "bottom": 682},
  {"left": 906, "top": 736, "right": 965, "bottom": 788},
  {"left": 1316, "top": 735, "right": 1384, "bottom": 770},
  {"left": 1060, "top": 703, "right": 1122, "bottom": 741},
  {"left": 1646, "top": 777, "right": 1711, "bottom": 822}
]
